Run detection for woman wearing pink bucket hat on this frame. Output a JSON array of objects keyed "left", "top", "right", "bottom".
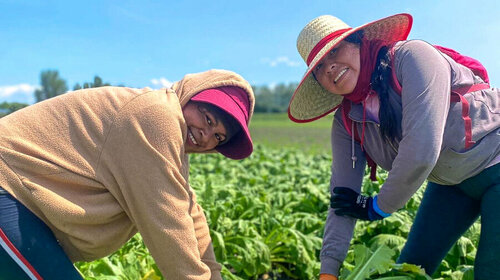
[
  {"left": 0, "top": 69, "right": 254, "bottom": 279},
  {"left": 289, "top": 13, "right": 499, "bottom": 279}
]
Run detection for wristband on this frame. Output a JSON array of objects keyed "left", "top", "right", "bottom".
[{"left": 372, "top": 196, "right": 391, "bottom": 218}]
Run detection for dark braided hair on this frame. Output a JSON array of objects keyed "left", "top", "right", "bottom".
[
  {"left": 345, "top": 31, "right": 400, "bottom": 143},
  {"left": 371, "top": 47, "right": 400, "bottom": 143}
]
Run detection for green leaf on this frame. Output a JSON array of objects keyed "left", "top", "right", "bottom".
[
  {"left": 391, "top": 263, "right": 428, "bottom": 275},
  {"left": 346, "top": 245, "right": 395, "bottom": 280},
  {"left": 374, "top": 276, "right": 413, "bottom": 280},
  {"left": 368, "top": 234, "right": 407, "bottom": 251}
]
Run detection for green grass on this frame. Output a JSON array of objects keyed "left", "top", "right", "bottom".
[{"left": 249, "top": 113, "right": 334, "bottom": 155}]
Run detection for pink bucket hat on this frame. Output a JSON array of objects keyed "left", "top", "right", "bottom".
[{"left": 191, "top": 86, "right": 253, "bottom": 160}]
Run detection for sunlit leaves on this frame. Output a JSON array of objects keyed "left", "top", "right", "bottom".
[{"left": 76, "top": 145, "right": 481, "bottom": 279}]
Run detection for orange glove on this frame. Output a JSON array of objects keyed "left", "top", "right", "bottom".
[{"left": 319, "top": 273, "right": 338, "bottom": 280}]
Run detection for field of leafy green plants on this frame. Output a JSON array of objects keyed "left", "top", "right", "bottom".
[{"left": 76, "top": 144, "right": 479, "bottom": 280}]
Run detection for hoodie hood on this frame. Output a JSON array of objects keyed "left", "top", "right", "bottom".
[{"left": 169, "top": 69, "right": 255, "bottom": 157}]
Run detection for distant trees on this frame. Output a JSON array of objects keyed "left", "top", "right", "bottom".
[
  {"left": 253, "top": 82, "right": 298, "bottom": 113},
  {"left": 34, "top": 70, "right": 68, "bottom": 102},
  {"left": 34, "top": 70, "right": 112, "bottom": 102},
  {"left": 0, "top": 102, "right": 29, "bottom": 117},
  {"left": 31, "top": 71, "right": 296, "bottom": 113},
  {"left": 73, "top": 76, "right": 111, "bottom": 90},
  {"left": 1, "top": 70, "right": 113, "bottom": 117},
  {"left": 3, "top": 69, "right": 297, "bottom": 117}
]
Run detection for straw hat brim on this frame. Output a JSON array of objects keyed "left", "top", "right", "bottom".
[{"left": 288, "top": 13, "right": 413, "bottom": 123}]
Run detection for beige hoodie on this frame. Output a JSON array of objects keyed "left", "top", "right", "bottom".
[{"left": 0, "top": 69, "right": 254, "bottom": 279}]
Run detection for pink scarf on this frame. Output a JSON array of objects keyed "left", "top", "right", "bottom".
[
  {"left": 340, "top": 39, "right": 388, "bottom": 157},
  {"left": 342, "top": 39, "right": 387, "bottom": 104}
]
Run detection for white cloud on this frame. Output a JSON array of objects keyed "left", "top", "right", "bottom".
[
  {"left": 0, "top": 84, "right": 38, "bottom": 104},
  {"left": 150, "top": 78, "right": 173, "bottom": 89},
  {"left": 261, "top": 56, "right": 300, "bottom": 67},
  {"left": 112, "top": 6, "right": 151, "bottom": 24}
]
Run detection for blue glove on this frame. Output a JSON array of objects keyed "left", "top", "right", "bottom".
[{"left": 331, "top": 187, "right": 390, "bottom": 221}]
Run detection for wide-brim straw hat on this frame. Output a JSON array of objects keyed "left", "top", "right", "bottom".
[{"left": 288, "top": 13, "right": 413, "bottom": 123}]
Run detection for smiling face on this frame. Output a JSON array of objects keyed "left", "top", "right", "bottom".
[
  {"left": 182, "top": 101, "right": 229, "bottom": 154},
  {"left": 312, "top": 41, "right": 361, "bottom": 95}
]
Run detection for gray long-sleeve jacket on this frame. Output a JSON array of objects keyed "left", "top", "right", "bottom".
[{"left": 320, "top": 40, "right": 500, "bottom": 276}]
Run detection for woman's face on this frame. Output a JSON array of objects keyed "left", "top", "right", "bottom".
[
  {"left": 182, "top": 101, "right": 228, "bottom": 153},
  {"left": 312, "top": 41, "right": 360, "bottom": 95}
]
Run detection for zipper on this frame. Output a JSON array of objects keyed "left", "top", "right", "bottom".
[{"left": 385, "top": 136, "right": 399, "bottom": 153}]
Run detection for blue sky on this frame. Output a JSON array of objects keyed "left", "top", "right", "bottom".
[{"left": 1, "top": 0, "right": 499, "bottom": 104}]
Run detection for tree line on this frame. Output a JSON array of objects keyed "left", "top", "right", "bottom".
[
  {"left": 252, "top": 83, "right": 297, "bottom": 113},
  {"left": 1, "top": 70, "right": 297, "bottom": 117},
  {"left": 0, "top": 70, "right": 112, "bottom": 117}
]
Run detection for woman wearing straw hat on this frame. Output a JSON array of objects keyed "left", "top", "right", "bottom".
[
  {"left": 0, "top": 69, "right": 254, "bottom": 279},
  {"left": 288, "top": 13, "right": 499, "bottom": 279}
]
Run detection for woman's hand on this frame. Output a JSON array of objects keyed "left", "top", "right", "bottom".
[
  {"left": 319, "top": 273, "right": 338, "bottom": 280},
  {"left": 331, "top": 187, "right": 389, "bottom": 221}
]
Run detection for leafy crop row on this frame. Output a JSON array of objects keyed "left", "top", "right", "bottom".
[{"left": 76, "top": 145, "right": 479, "bottom": 280}]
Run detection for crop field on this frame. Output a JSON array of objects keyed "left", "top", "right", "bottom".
[
  {"left": 248, "top": 113, "right": 333, "bottom": 154},
  {"left": 76, "top": 114, "right": 479, "bottom": 280}
]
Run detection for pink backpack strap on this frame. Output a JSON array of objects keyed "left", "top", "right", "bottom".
[
  {"left": 451, "top": 84, "right": 490, "bottom": 149},
  {"left": 388, "top": 44, "right": 490, "bottom": 94},
  {"left": 434, "top": 45, "right": 490, "bottom": 84},
  {"left": 389, "top": 44, "right": 491, "bottom": 150}
]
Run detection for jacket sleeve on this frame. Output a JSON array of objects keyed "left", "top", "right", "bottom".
[
  {"left": 320, "top": 111, "right": 366, "bottom": 276},
  {"left": 190, "top": 191, "right": 223, "bottom": 277},
  {"left": 97, "top": 91, "right": 222, "bottom": 280},
  {"left": 377, "top": 40, "right": 452, "bottom": 213}
]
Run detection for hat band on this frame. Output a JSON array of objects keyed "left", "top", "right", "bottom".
[{"left": 306, "top": 28, "right": 352, "bottom": 66}]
